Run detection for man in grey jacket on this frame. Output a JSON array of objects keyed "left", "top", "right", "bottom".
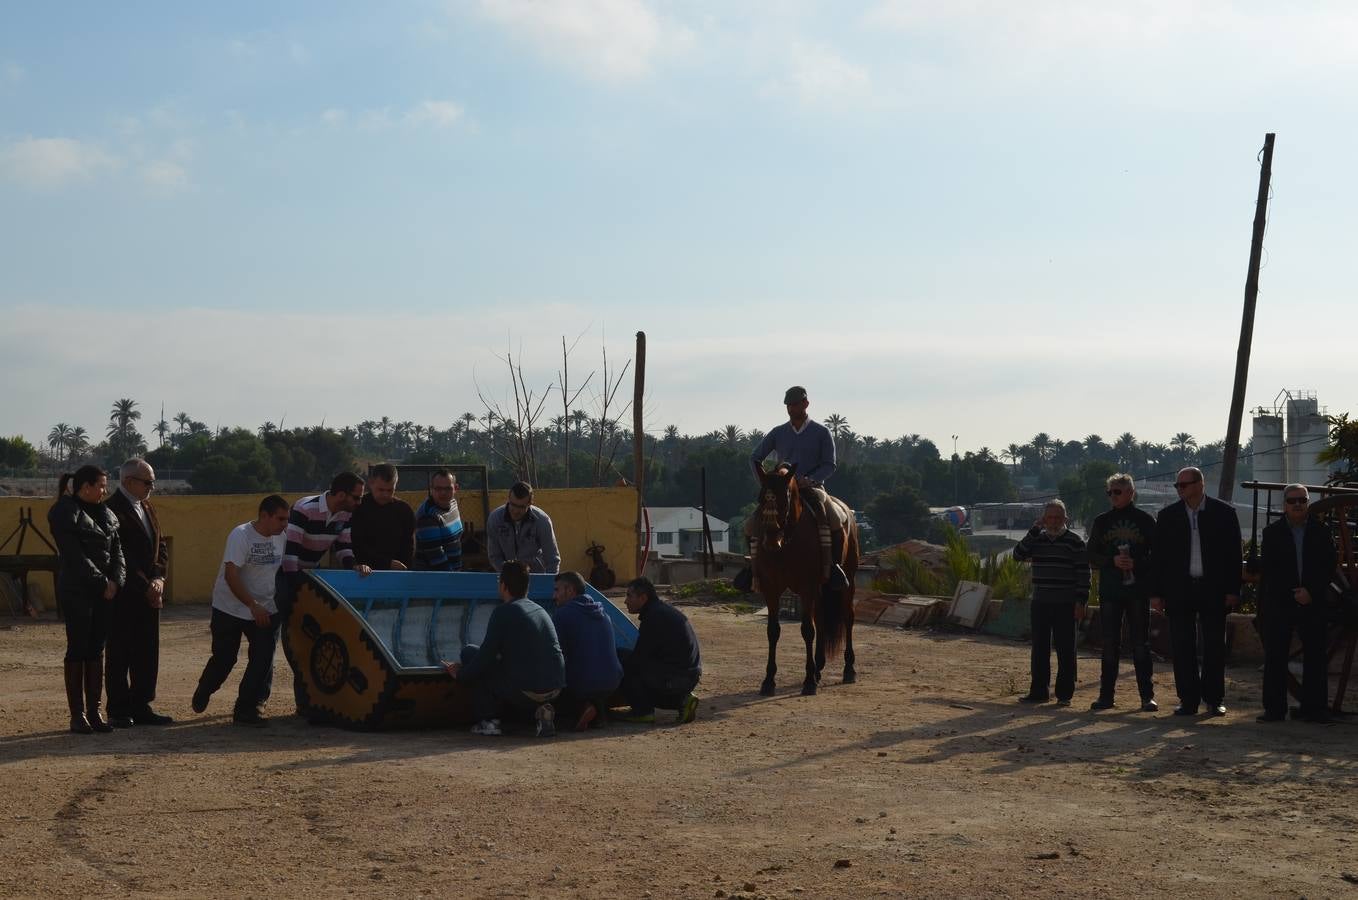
[{"left": 486, "top": 481, "right": 561, "bottom": 574}]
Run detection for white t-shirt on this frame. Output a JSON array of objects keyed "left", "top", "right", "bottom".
[{"left": 212, "top": 522, "right": 286, "bottom": 620}]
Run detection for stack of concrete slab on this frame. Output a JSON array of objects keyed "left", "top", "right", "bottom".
[{"left": 852, "top": 592, "right": 950, "bottom": 627}]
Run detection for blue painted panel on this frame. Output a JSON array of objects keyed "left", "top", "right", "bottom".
[{"left": 310, "top": 570, "right": 637, "bottom": 671}]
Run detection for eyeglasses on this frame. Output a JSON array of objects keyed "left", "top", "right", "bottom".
[
  {"left": 1173, "top": 480, "right": 1200, "bottom": 490},
  {"left": 1284, "top": 497, "right": 1309, "bottom": 505},
  {"left": 1106, "top": 489, "right": 1125, "bottom": 496}
]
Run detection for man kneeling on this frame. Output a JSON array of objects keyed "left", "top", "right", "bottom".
[
  {"left": 616, "top": 577, "right": 702, "bottom": 724},
  {"left": 552, "top": 570, "right": 624, "bottom": 731},
  {"left": 444, "top": 561, "right": 565, "bottom": 737}
]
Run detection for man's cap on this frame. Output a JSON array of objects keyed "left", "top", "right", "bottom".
[{"left": 783, "top": 385, "right": 808, "bottom": 405}]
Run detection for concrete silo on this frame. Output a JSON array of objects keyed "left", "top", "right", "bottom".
[
  {"left": 1251, "top": 410, "right": 1285, "bottom": 484},
  {"left": 1285, "top": 392, "right": 1331, "bottom": 486}
]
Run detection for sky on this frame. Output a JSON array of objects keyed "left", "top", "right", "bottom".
[{"left": 2, "top": 1, "right": 1356, "bottom": 456}]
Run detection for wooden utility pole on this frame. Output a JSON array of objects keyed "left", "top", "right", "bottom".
[
  {"left": 633, "top": 331, "right": 646, "bottom": 578},
  {"left": 1218, "top": 132, "right": 1275, "bottom": 503}
]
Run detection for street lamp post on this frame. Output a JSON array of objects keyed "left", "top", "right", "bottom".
[{"left": 951, "top": 434, "right": 959, "bottom": 505}]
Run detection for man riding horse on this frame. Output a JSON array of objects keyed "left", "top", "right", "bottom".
[{"left": 736, "top": 385, "right": 850, "bottom": 591}]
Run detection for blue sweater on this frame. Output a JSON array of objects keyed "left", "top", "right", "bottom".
[
  {"left": 750, "top": 419, "right": 837, "bottom": 484},
  {"left": 552, "top": 596, "right": 624, "bottom": 695},
  {"left": 460, "top": 598, "right": 566, "bottom": 693}
]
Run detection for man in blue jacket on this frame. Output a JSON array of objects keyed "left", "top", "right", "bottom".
[
  {"left": 737, "top": 385, "right": 848, "bottom": 591},
  {"left": 444, "top": 561, "right": 565, "bottom": 737},
  {"left": 552, "top": 570, "right": 623, "bottom": 730}
]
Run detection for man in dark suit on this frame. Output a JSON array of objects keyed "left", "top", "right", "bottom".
[
  {"left": 1257, "top": 484, "right": 1336, "bottom": 723},
  {"left": 1150, "top": 467, "right": 1242, "bottom": 717},
  {"left": 105, "top": 458, "right": 172, "bottom": 726}
]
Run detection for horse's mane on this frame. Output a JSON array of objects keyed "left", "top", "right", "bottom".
[{"left": 771, "top": 464, "right": 803, "bottom": 523}]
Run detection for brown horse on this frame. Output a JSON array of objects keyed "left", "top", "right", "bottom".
[{"left": 753, "top": 463, "right": 858, "bottom": 695}]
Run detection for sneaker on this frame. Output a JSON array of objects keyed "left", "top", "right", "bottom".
[
  {"left": 191, "top": 688, "right": 210, "bottom": 714},
  {"left": 232, "top": 709, "right": 268, "bottom": 728},
  {"left": 574, "top": 703, "right": 598, "bottom": 732},
  {"left": 535, "top": 704, "right": 556, "bottom": 738},
  {"left": 677, "top": 692, "right": 700, "bottom": 724},
  {"left": 617, "top": 709, "right": 656, "bottom": 724},
  {"left": 470, "top": 718, "right": 502, "bottom": 736}
]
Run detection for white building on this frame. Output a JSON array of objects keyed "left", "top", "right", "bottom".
[
  {"left": 1252, "top": 389, "right": 1331, "bottom": 486},
  {"left": 644, "top": 507, "right": 730, "bottom": 558}
]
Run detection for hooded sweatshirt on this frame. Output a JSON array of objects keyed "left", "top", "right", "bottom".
[{"left": 552, "top": 595, "right": 624, "bottom": 695}]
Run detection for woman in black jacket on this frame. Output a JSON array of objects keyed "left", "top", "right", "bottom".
[{"left": 48, "top": 465, "right": 125, "bottom": 734}]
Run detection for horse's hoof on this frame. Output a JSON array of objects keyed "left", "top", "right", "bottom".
[
  {"left": 801, "top": 683, "right": 817, "bottom": 696},
  {"left": 842, "top": 672, "right": 857, "bottom": 685},
  {"left": 759, "top": 682, "right": 775, "bottom": 696}
]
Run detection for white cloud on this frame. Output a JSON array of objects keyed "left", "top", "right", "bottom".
[
  {"left": 405, "top": 99, "right": 464, "bottom": 128},
  {"left": 141, "top": 160, "right": 188, "bottom": 189},
  {"left": 765, "top": 41, "right": 872, "bottom": 106},
  {"left": 1, "top": 137, "right": 117, "bottom": 188},
  {"left": 475, "top": 0, "right": 691, "bottom": 82},
  {"left": 320, "top": 101, "right": 466, "bottom": 131}
]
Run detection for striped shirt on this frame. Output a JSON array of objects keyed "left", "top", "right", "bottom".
[
  {"left": 282, "top": 493, "right": 355, "bottom": 573},
  {"left": 414, "top": 495, "right": 463, "bottom": 571},
  {"left": 1012, "top": 526, "right": 1091, "bottom": 605}
]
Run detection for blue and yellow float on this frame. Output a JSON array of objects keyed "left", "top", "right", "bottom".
[{"left": 284, "top": 570, "right": 637, "bottom": 730}]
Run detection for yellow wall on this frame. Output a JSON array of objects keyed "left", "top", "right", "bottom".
[{"left": 0, "top": 487, "right": 639, "bottom": 605}]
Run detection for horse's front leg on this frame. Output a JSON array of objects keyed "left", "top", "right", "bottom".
[
  {"left": 800, "top": 611, "right": 817, "bottom": 695},
  {"left": 761, "top": 593, "right": 780, "bottom": 696}
]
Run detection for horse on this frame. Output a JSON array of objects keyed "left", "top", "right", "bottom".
[{"left": 752, "top": 463, "right": 858, "bottom": 696}]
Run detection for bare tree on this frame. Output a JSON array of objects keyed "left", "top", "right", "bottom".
[
  {"left": 557, "top": 333, "right": 594, "bottom": 487},
  {"left": 591, "top": 342, "right": 632, "bottom": 486},
  {"left": 477, "top": 345, "right": 553, "bottom": 485}
]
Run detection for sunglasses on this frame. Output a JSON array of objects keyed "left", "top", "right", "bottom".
[
  {"left": 1284, "top": 497, "right": 1309, "bottom": 505},
  {"left": 1106, "top": 488, "right": 1126, "bottom": 496},
  {"left": 1173, "top": 481, "right": 1200, "bottom": 490},
  {"left": 129, "top": 475, "right": 156, "bottom": 487}
]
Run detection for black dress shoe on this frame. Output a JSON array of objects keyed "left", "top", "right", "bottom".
[
  {"left": 108, "top": 713, "right": 135, "bottom": 728},
  {"left": 1209, "top": 704, "right": 1227, "bottom": 717},
  {"left": 1172, "top": 704, "right": 1199, "bottom": 716},
  {"left": 1140, "top": 698, "right": 1159, "bottom": 713},
  {"left": 1089, "top": 698, "right": 1115, "bottom": 711},
  {"left": 1256, "top": 712, "right": 1285, "bottom": 723},
  {"left": 1017, "top": 694, "right": 1049, "bottom": 704},
  {"left": 132, "top": 707, "right": 174, "bottom": 726}
]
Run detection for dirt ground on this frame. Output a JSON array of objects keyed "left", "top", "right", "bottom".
[{"left": 1, "top": 601, "right": 1355, "bottom": 899}]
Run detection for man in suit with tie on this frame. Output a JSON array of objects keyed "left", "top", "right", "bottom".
[
  {"left": 1257, "top": 484, "right": 1336, "bottom": 723},
  {"left": 1150, "top": 467, "right": 1242, "bottom": 717},
  {"left": 105, "top": 458, "right": 173, "bottom": 726}
]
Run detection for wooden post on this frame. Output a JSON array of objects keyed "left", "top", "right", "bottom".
[
  {"left": 1218, "top": 132, "right": 1275, "bottom": 503},
  {"left": 700, "top": 467, "right": 715, "bottom": 579},
  {"left": 633, "top": 331, "right": 646, "bottom": 578}
]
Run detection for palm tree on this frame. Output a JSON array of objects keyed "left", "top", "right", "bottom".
[
  {"left": 173, "top": 411, "right": 191, "bottom": 434},
  {"left": 722, "top": 425, "right": 745, "bottom": 448},
  {"left": 153, "top": 415, "right": 170, "bottom": 448},
  {"left": 109, "top": 398, "right": 140, "bottom": 431},
  {"left": 1002, "top": 443, "right": 1023, "bottom": 473},
  {"left": 1170, "top": 432, "right": 1198, "bottom": 454},
  {"left": 570, "top": 409, "right": 589, "bottom": 437},
  {"left": 107, "top": 398, "right": 143, "bottom": 459},
  {"left": 824, "top": 413, "right": 848, "bottom": 440},
  {"left": 976, "top": 446, "right": 995, "bottom": 462},
  {"left": 66, "top": 427, "right": 90, "bottom": 461},
  {"left": 1113, "top": 432, "right": 1137, "bottom": 469},
  {"left": 47, "top": 423, "right": 71, "bottom": 462},
  {"left": 1030, "top": 432, "right": 1052, "bottom": 468}
]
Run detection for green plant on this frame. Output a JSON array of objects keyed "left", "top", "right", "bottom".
[
  {"left": 674, "top": 579, "right": 744, "bottom": 600},
  {"left": 872, "top": 550, "right": 944, "bottom": 595}
]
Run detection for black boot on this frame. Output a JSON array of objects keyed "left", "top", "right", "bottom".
[
  {"left": 733, "top": 567, "right": 754, "bottom": 593},
  {"left": 65, "top": 661, "right": 92, "bottom": 734},
  {"left": 84, "top": 655, "right": 113, "bottom": 733}
]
